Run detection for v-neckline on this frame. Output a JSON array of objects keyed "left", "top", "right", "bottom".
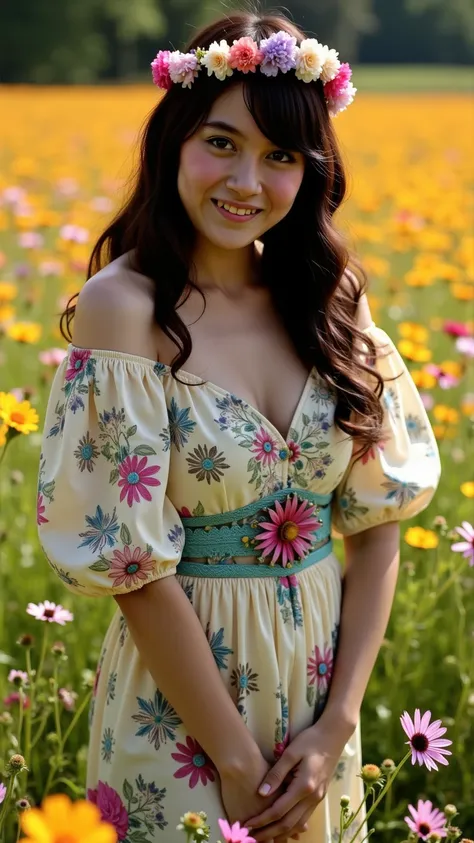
[{"left": 170, "top": 364, "right": 316, "bottom": 445}]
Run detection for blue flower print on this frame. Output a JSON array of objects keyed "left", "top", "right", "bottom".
[
  {"left": 106, "top": 671, "right": 117, "bottom": 705},
  {"left": 381, "top": 473, "right": 421, "bottom": 508},
  {"left": 132, "top": 689, "right": 182, "bottom": 750},
  {"left": 101, "top": 726, "right": 115, "bottom": 762},
  {"left": 161, "top": 397, "right": 197, "bottom": 452},
  {"left": 78, "top": 505, "right": 120, "bottom": 553},
  {"left": 206, "top": 624, "right": 233, "bottom": 671},
  {"left": 405, "top": 413, "right": 428, "bottom": 444},
  {"left": 168, "top": 524, "right": 184, "bottom": 553}
]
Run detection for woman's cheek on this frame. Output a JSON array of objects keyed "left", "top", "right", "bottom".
[
  {"left": 182, "top": 147, "right": 225, "bottom": 192},
  {"left": 269, "top": 171, "right": 304, "bottom": 213}
]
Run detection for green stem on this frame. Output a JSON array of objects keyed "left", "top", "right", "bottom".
[
  {"left": 338, "top": 807, "right": 345, "bottom": 843},
  {"left": 24, "top": 651, "right": 32, "bottom": 774},
  {"left": 347, "top": 751, "right": 411, "bottom": 843},
  {"left": 35, "top": 626, "right": 49, "bottom": 689},
  {"left": 60, "top": 690, "right": 92, "bottom": 750},
  {"left": 17, "top": 689, "right": 24, "bottom": 750},
  {"left": 419, "top": 557, "right": 467, "bottom": 618},
  {"left": 52, "top": 662, "right": 62, "bottom": 744},
  {"left": 345, "top": 785, "right": 370, "bottom": 831},
  {"left": 0, "top": 775, "right": 15, "bottom": 835}
]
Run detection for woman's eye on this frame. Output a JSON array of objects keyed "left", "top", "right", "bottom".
[
  {"left": 268, "top": 150, "right": 295, "bottom": 163},
  {"left": 207, "top": 137, "right": 235, "bottom": 151}
]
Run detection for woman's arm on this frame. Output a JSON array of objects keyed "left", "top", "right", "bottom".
[
  {"left": 115, "top": 578, "right": 263, "bottom": 773},
  {"left": 315, "top": 521, "right": 400, "bottom": 739}
]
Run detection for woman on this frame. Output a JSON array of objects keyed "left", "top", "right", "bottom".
[{"left": 37, "top": 11, "right": 441, "bottom": 843}]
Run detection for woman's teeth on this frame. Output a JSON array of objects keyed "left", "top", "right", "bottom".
[{"left": 215, "top": 200, "right": 258, "bottom": 216}]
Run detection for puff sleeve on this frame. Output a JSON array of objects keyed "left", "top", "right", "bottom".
[
  {"left": 332, "top": 324, "right": 441, "bottom": 537},
  {"left": 37, "top": 346, "right": 184, "bottom": 597}
]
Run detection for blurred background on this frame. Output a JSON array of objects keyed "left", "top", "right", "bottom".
[
  {"left": 1, "top": 1, "right": 474, "bottom": 841},
  {"left": 0, "top": 0, "right": 473, "bottom": 84}
]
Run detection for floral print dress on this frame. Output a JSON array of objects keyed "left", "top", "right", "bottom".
[{"left": 37, "top": 323, "right": 441, "bottom": 843}]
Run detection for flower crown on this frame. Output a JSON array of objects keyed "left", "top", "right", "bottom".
[{"left": 151, "top": 31, "right": 356, "bottom": 117}]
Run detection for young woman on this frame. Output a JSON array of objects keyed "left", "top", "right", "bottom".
[{"left": 37, "top": 11, "right": 441, "bottom": 843}]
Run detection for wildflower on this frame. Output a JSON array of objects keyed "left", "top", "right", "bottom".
[
  {"left": 404, "top": 526, "right": 439, "bottom": 549},
  {"left": 201, "top": 40, "right": 233, "bottom": 80},
  {"left": 5, "top": 322, "right": 42, "bottom": 343},
  {"left": 381, "top": 758, "right": 396, "bottom": 773},
  {"left": 0, "top": 712, "right": 13, "bottom": 725},
  {"left": 445, "top": 828, "right": 462, "bottom": 841},
  {"left": 20, "top": 793, "right": 117, "bottom": 842},
  {"left": 228, "top": 36, "right": 263, "bottom": 73},
  {"left": 51, "top": 641, "right": 66, "bottom": 656},
  {"left": 405, "top": 799, "right": 447, "bottom": 840},
  {"left": 3, "top": 693, "right": 30, "bottom": 709},
  {"left": 7, "top": 669, "right": 29, "bottom": 687},
  {"left": 443, "top": 320, "right": 471, "bottom": 338},
  {"left": 218, "top": 818, "right": 256, "bottom": 843},
  {"left": 0, "top": 782, "right": 6, "bottom": 803},
  {"left": 58, "top": 688, "right": 78, "bottom": 711},
  {"left": 360, "top": 763, "right": 383, "bottom": 784},
  {"left": 6, "top": 754, "right": 27, "bottom": 773},
  {"left": 38, "top": 348, "right": 67, "bottom": 367},
  {"left": 177, "top": 811, "right": 207, "bottom": 833},
  {"left": 26, "top": 601, "right": 74, "bottom": 625},
  {"left": 0, "top": 392, "right": 39, "bottom": 434},
  {"left": 340, "top": 794, "right": 351, "bottom": 809},
  {"left": 400, "top": 709, "right": 452, "bottom": 770},
  {"left": 16, "top": 797, "right": 31, "bottom": 811},
  {"left": 254, "top": 495, "right": 322, "bottom": 567},
  {"left": 444, "top": 805, "right": 458, "bottom": 820},
  {"left": 451, "top": 521, "right": 474, "bottom": 566},
  {"left": 456, "top": 336, "right": 474, "bottom": 357},
  {"left": 460, "top": 482, "right": 474, "bottom": 498}
]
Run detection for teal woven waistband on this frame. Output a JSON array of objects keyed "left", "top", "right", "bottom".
[
  {"left": 177, "top": 539, "right": 333, "bottom": 578},
  {"left": 179, "top": 487, "right": 333, "bottom": 573}
]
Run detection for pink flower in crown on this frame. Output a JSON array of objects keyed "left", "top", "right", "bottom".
[
  {"left": 254, "top": 495, "right": 322, "bottom": 567},
  {"left": 326, "top": 81, "right": 357, "bottom": 117},
  {"left": 229, "top": 36, "right": 263, "bottom": 73},
  {"left": 151, "top": 50, "right": 172, "bottom": 90},
  {"left": 87, "top": 781, "right": 129, "bottom": 840},
  {"left": 168, "top": 50, "right": 200, "bottom": 88},
  {"left": 250, "top": 427, "right": 279, "bottom": 467},
  {"left": 323, "top": 62, "right": 352, "bottom": 99},
  {"left": 65, "top": 347, "right": 91, "bottom": 382},
  {"left": 118, "top": 455, "right": 161, "bottom": 507}
]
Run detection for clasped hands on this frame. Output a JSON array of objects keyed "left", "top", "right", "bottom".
[{"left": 243, "top": 722, "right": 347, "bottom": 842}]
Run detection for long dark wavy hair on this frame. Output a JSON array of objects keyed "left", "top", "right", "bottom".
[{"left": 60, "top": 10, "right": 393, "bottom": 453}]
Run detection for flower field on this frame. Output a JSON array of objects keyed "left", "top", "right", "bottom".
[{"left": 0, "top": 84, "right": 473, "bottom": 841}]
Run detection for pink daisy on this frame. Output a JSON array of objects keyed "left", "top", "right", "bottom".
[
  {"left": 65, "top": 348, "right": 91, "bottom": 382},
  {"left": 405, "top": 799, "right": 447, "bottom": 840},
  {"left": 400, "top": 709, "right": 452, "bottom": 771},
  {"left": 171, "top": 736, "right": 216, "bottom": 788},
  {"left": 307, "top": 643, "right": 334, "bottom": 692},
  {"left": 218, "top": 819, "right": 256, "bottom": 843},
  {"left": 36, "top": 493, "right": 48, "bottom": 526},
  {"left": 108, "top": 545, "right": 155, "bottom": 588},
  {"left": 26, "top": 601, "right": 73, "bottom": 625},
  {"left": 451, "top": 521, "right": 474, "bottom": 566},
  {"left": 118, "top": 455, "right": 161, "bottom": 507},
  {"left": 8, "top": 670, "right": 29, "bottom": 686},
  {"left": 254, "top": 495, "right": 322, "bottom": 567},
  {"left": 250, "top": 427, "right": 279, "bottom": 467}
]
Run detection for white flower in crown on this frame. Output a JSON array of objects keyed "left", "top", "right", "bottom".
[
  {"left": 294, "top": 38, "right": 327, "bottom": 83},
  {"left": 320, "top": 47, "right": 341, "bottom": 83},
  {"left": 200, "top": 39, "right": 233, "bottom": 81}
]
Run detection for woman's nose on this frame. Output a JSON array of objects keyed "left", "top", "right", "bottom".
[{"left": 226, "top": 157, "right": 263, "bottom": 198}]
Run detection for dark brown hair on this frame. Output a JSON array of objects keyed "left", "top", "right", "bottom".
[{"left": 60, "top": 10, "right": 393, "bottom": 453}]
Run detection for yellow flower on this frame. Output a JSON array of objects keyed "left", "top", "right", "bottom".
[
  {"left": 451, "top": 283, "right": 474, "bottom": 301},
  {"left": 411, "top": 370, "right": 437, "bottom": 389},
  {"left": 398, "top": 322, "right": 429, "bottom": 344},
  {"left": 0, "top": 282, "right": 18, "bottom": 303},
  {"left": 0, "top": 305, "right": 16, "bottom": 325},
  {"left": 439, "top": 360, "right": 463, "bottom": 378},
  {"left": 404, "top": 268, "right": 434, "bottom": 287},
  {"left": 20, "top": 793, "right": 117, "bottom": 843},
  {"left": 0, "top": 423, "right": 8, "bottom": 447},
  {"left": 5, "top": 322, "right": 42, "bottom": 344},
  {"left": 404, "top": 527, "right": 439, "bottom": 549},
  {"left": 461, "top": 394, "right": 474, "bottom": 416},
  {"left": 397, "top": 340, "right": 431, "bottom": 362},
  {"left": 0, "top": 393, "right": 39, "bottom": 434},
  {"left": 433, "top": 405, "right": 459, "bottom": 424},
  {"left": 460, "top": 482, "right": 474, "bottom": 499}
]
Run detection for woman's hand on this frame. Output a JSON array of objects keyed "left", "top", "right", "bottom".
[
  {"left": 219, "top": 752, "right": 303, "bottom": 842},
  {"left": 243, "top": 723, "right": 348, "bottom": 842}
]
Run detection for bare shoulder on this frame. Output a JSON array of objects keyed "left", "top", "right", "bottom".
[{"left": 71, "top": 252, "right": 159, "bottom": 359}]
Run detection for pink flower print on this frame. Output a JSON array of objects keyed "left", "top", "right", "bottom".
[
  {"left": 36, "top": 493, "right": 48, "bottom": 525},
  {"left": 287, "top": 440, "right": 301, "bottom": 463},
  {"left": 274, "top": 730, "right": 290, "bottom": 760},
  {"left": 228, "top": 36, "right": 263, "bottom": 73},
  {"left": 250, "top": 427, "right": 279, "bottom": 467},
  {"left": 307, "top": 643, "right": 334, "bottom": 693},
  {"left": 87, "top": 781, "right": 129, "bottom": 840},
  {"left": 179, "top": 506, "right": 192, "bottom": 517},
  {"left": 172, "top": 736, "right": 216, "bottom": 788},
  {"left": 108, "top": 545, "right": 155, "bottom": 588},
  {"left": 254, "top": 495, "right": 322, "bottom": 567},
  {"left": 118, "top": 455, "right": 161, "bottom": 507},
  {"left": 361, "top": 440, "right": 385, "bottom": 465},
  {"left": 65, "top": 348, "right": 91, "bottom": 382}
]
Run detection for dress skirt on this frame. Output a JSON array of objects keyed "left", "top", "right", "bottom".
[{"left": 87, "top": 551, "right": 366, "bottom": 843}]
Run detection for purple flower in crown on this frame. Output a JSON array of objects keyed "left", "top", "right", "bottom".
[
  {"left": 151, "top": 50, "right": 172, "bottom": 90},
  {"left": 259, "top": 31, "right": 298, "bottom": 77},
  {"left": 168, "top": 50, "right": 200, "bottom": 88}
]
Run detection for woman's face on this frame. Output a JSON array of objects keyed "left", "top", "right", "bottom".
[{"left": 177, "top": 84, "right": 305, "bottom": 251}]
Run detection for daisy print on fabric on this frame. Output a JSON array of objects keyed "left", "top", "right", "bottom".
[
  {"left": 231, "top": 662, "right": 259, "bottom": 722},
  {"left": 168, "top": 523, "right": 185, "bottom": 553},
  {"left": 101, "top": 726, "right": 115, "bottom": 763},
  {"left": 186, "top": 443, "right": 230, "bottom": 484},
  {"left": 160, "top": 397, "right": 197, "bottom": 451},
  {"left": 383, "top": 386, "right": 401, "bottom": 420},
  {"left": 172, "top": 736, "right": 216, "bottom": 789},
  {"left": 205, "top": 623, "right": 234, "bottom": 671},
  {"left": 36, "top": 456, "right": 56, "bottom": 525},
  {"left": 74, "top": 432, "right": 99, "bottom": 472},
  {"left": 382, "top": 472, "right": 421, "bottom": 507},
  {"left": 405, "top": 413, "right": 429, "bottom": 444},
  {"left": 306, "top": 642, "right": 334, "bottom": 708},
  {"left": 47, "top": 348, "right": 98, "bottom": 437},
  {"left": 276, "top": 573, "right": 303, "bottom": 628},
  {"left": 85, "top": 520, "right": 158, "bottom": 590},
  {"left": 106, "top": 671, "right": 117, "bottom": 705},
  {"left": 132, "top": 689, "right": 182, "bottom": 750},
  {"left": 78, "top": 505, "right": 120, "bottom": 554}
]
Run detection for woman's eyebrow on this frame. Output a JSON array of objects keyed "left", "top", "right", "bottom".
[{"left": 203, "top": 120, "right": 246, "bottom": 139}]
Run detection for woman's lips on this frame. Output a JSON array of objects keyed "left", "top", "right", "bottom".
[{"left": 211, "top": 198, "right": 263, "bottom": 223}]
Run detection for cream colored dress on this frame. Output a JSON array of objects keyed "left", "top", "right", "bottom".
[{"left": 37, "top": 323, "right": 440, "bottom": 843}]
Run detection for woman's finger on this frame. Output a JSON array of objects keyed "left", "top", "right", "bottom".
[
  {"left": 246, "top": 779, "right": 311, "bottom": 829},
  {"left": 250, "top": 799, "right": 312, "bottom": 842}
]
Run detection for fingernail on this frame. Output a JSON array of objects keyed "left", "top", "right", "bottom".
[{"left": 258, "top": 783, "right": 271, "bottom": 796}]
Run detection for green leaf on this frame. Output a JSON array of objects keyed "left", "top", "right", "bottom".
[
  {"left": 302, "top": 413, "right": 310, "bottom": 426},
  {"left": 301, "top": 441, "right": 313, "bottom": 450},
  {"left": 132, "top": 445, "right": 157, "bottom": 456},
  {"left": 109, "top": 468, "right": 119, "bottom": 485},
  {"left": 89, "top": 558, "right": 111, "bottom": 572},
  {"left": 244, "top": 423, "right": 256, "bottom": 433},
  {"left": 193, "top": 501, "right": 205, "bottom": 517},
  {"left": 315, "top": 442, "right": 329, "bottom": 450},
  {"left": 247, "top": 458, "right": 256, "bottom": 472},
  {"left": 123, "top": 778, "right": 134, "bottom": 803},
  {"left": 288, "top": 427, "right": 299, "bottom": 442},
  {"left": 126, "top": 425, "right": 138, "bottom": 438},
  {"left": 120, "top": 523, "right": 132, "bottom": 546},
  {"left": 129, "top": 832, "right": 151, "bottom": 843}
]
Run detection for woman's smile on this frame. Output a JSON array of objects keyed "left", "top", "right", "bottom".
[{"left": 211, "top": 198, "right": 263, "bottom": 223}]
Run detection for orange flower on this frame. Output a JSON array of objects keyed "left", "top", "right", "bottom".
[
  {"left": 451, "top": 283, "right": 474, "bottom": 301},
  {"left": 433, "top": 405, "right": 459, "bottom": 424},
  {"left": 20, "top": 793, "right": 117, "bottom": 843},
  {"left": 411, "top": 370, "right": 437, "bottom": 389}
]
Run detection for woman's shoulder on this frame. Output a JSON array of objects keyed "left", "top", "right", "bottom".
[{"left": 72, "top": 251, "right": 160, "bottom": 360}]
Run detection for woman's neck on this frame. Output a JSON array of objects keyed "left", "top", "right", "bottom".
[{"left": 191, "top": 238, "right": 263, "bottom": 294}]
